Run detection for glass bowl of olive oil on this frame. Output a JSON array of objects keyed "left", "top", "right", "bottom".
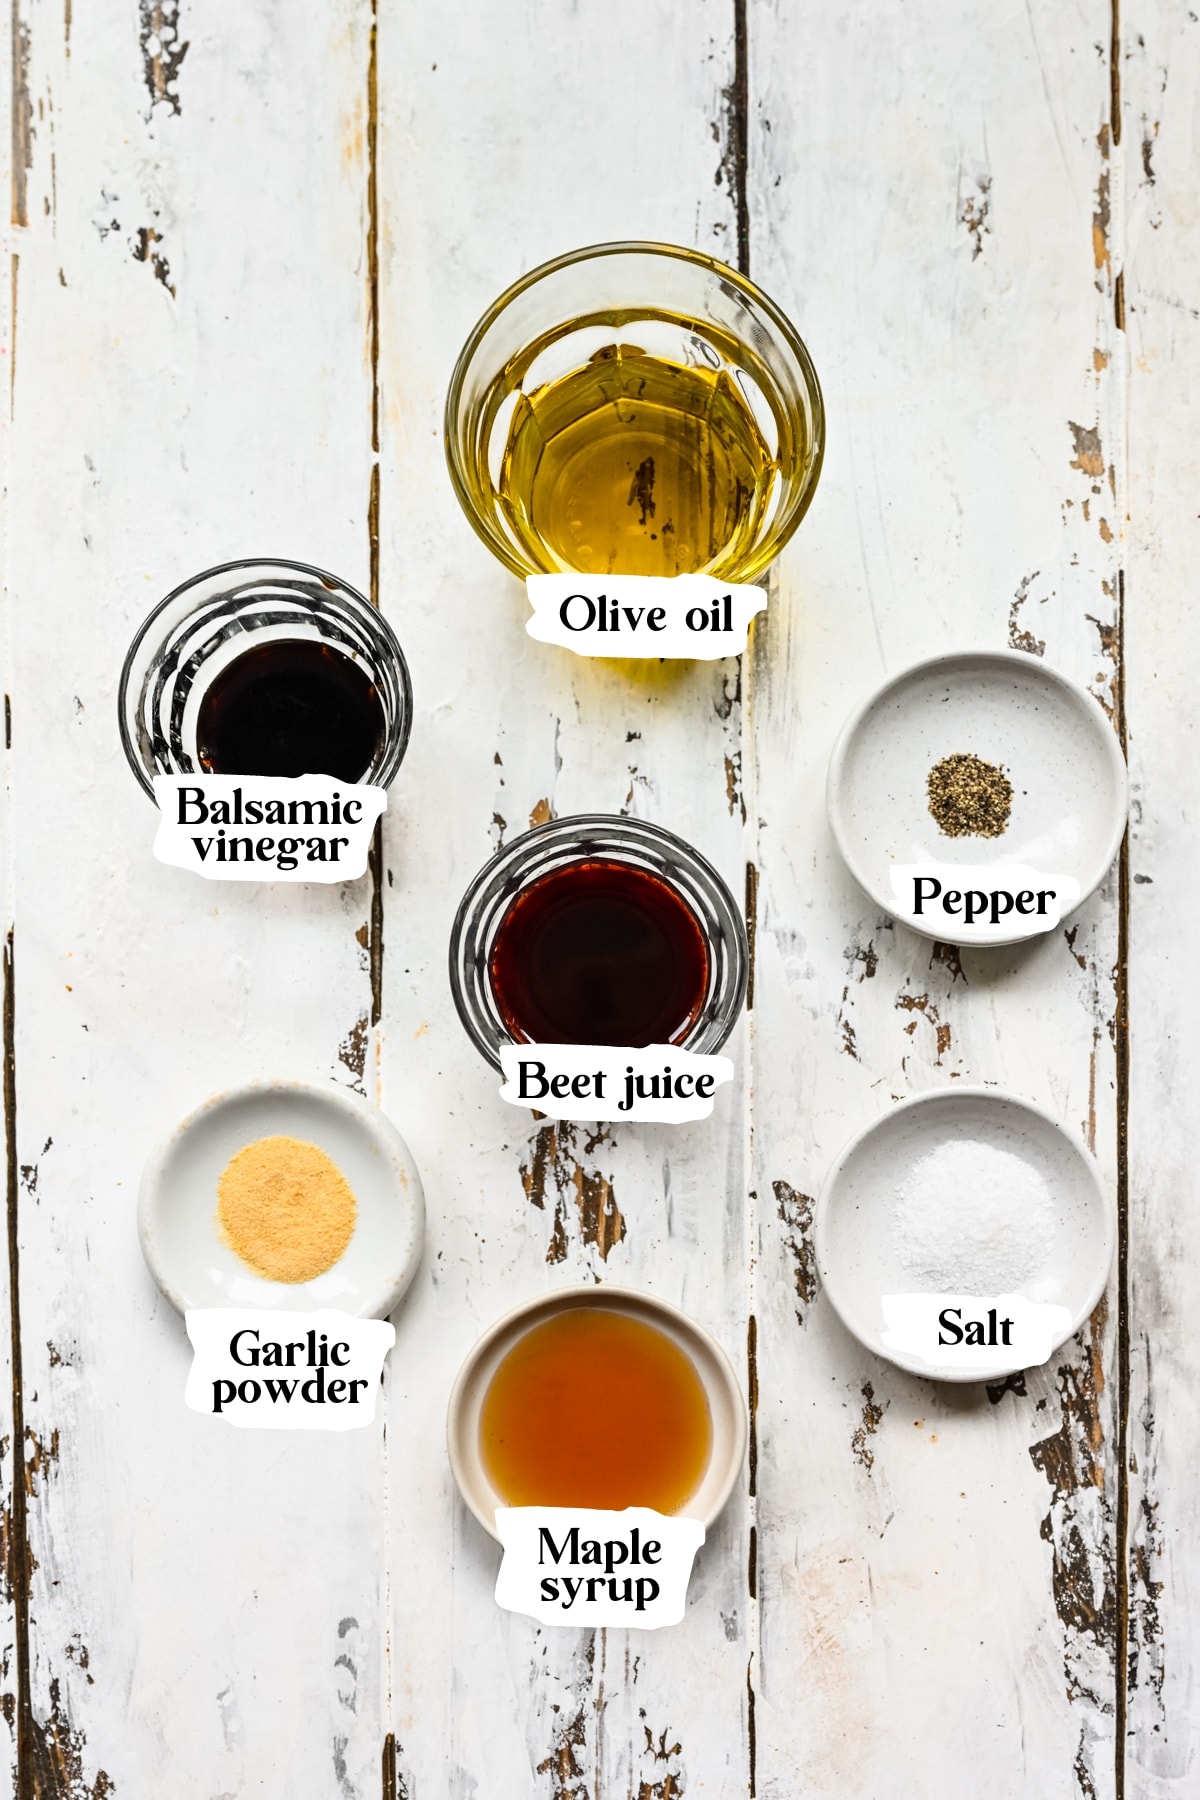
[{"left": 445, "top": 241, "right": 824, "bottom": 583}]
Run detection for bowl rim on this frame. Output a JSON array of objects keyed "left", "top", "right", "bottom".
[
  {"left": 443, "top": 237, "right": 826, "bottom": 581},
  {"left": 813, "top": 1084, "right": 1116, "bottom": 1384},
  {"left": 447, "top": 810, "right": 750, "bottom": 1071},
  {"left": 825, "top": 646, "right": 1130, "bottom": 947},
  {"left": 445, "top": 1282, "right": 749, "bottom": 1539},
  {"left": 117, "top": 555, "right": 414, "bottom": 800},
  {"left": 137, "top": 1077, "right": 425, "bottom": 1319}
]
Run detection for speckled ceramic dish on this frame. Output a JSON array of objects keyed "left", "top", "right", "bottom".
[
  {"left": 814, "top": 1088, "right": 1115, "bottom": 1383},
  {"left": 446, "top": 1285, "right": 747, "bottom": 1540},
  {"left": 826, "top": 649, "right": 1128, "bottom": 946},
  {"left": 138, "top": 1080, "right": 424, "bottom": 1318}
]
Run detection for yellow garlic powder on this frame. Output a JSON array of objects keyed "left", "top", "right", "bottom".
[{"left": 216, "top": 1135, "right": 357, "bottom": 1283}]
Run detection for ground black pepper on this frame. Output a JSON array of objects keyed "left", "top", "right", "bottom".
[{"left": 926, "top": 752, "right": 1013, "bottom": 838}]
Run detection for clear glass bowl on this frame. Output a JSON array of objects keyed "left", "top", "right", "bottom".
[
  {"left": 448, "top": 814, "right": 749, "bottom": 1071},
  {"left": 118, "top": 558, "right": 413, "bottom": 799},
  {"left": 445, "top": 240, "right": 824, "bottom": 583}
]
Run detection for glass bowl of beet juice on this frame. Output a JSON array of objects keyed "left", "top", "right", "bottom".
[
  {"left": 118, "top": 558, "right": 412, "bottom": 798},
  {"left": 449, "top": 815, "right": 748, "bottom": 1071}
]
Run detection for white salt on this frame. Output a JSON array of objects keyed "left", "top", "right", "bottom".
[{"left": 892, "top": 1136, "right": 1056, "bottom": 1291}]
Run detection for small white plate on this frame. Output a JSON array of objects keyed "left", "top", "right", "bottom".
[
  {"left": 447, "top": 1285, "right": 747, "bottom": 1540},
  {"left": 138, "top": 1080, "right": 424, "bottom": 1318},
  {"left": 826, "top": 649, "right": 1128, "bottom": 945},
  {"left": 814, "top": 1088, "right": 1114, "bottom": 1383}
]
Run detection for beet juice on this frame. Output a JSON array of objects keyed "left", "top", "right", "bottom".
[{"left": 488, "top": 858, "right": 710, "bottom": 1047}]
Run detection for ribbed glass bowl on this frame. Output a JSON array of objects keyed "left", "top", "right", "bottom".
[{"left": 118, "top": 558, "right": 412, "bottom": 799}]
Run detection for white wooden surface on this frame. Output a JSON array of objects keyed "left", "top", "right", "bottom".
[{"left": 1, "top": 1, "right": 1192, "bottom": 1795}]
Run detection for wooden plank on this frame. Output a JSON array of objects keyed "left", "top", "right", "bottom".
[
  {"left": 375, "top": 2, "right": 757, "bottom": 1792},
  {"left": 1121, "top": 5, "right": 1197, "bottom": 1793},
  {"left": 11, "top": 4, "right": 1195, "bottom": 1797},
  {"left": 5, "top": 1, "right": 387, "bottom": 1789},
  {"left": 748, "top": 3, "right": 1125, "bottom": 1795},
  {"left": 3, "top": 16, "right": 23, "bottom": 1796}
]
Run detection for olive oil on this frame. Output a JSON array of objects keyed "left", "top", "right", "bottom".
[
  {"left": 480, "top": 1308, "right": 713, "bottom": 1513},
  {"left": 497, "top": 325, "right": 778, "bottom": 578}
]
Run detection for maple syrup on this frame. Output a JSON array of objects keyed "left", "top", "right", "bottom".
[
  {"left": 480, "top": 1308, "right": 713, "bottom": 1512},
  {"left": 489, "top": 858, "right": 710, "bottom": 1047},
  {"left": 196, "top": 640, "right": 385, "bottom": 782}
]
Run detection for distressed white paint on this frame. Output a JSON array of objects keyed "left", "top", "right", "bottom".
[
  {"left": 1123, "top": 5, "right": 1198, "bottom": 1794},
  {"left": 378, "top": 4, "right": 750, "bottom": 1793},
  {"left": 749, "top": 5, "right": 1125, "bottom": 1796},
  {"left": 0, "top": 0, "right": 1191, "bottom": 1795},
  {"left": 5, "top": 0, "right": 386, "bottom": 1792}
]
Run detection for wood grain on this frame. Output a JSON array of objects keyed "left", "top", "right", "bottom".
[
  {"left": 375, "top": 3, "right": 753, "bottom": 1791},
  {"left": 1122, "top": 5, "right": 1197, "bottom": 1794},
  {"left": 4, "top": 1, "right": 387, "bottom": 1790},
  {"left": 2, "top": 0, "right": 1196, "bottom": 1794},
  {"left": 747, "top": 3, "right": 1125, "bottom": 1795}
]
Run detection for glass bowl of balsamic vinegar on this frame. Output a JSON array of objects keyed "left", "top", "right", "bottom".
[
  {"left": 448, "top": 815, "right": 749, "bottom": 1072},
  {"left": 118, "top": 559, "right": 413, "bottom": 798},
  {"left": 445, "top": 241, "right": 824, "bottom": 584}
]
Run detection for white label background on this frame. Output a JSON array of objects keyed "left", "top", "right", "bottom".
[
  {"left": 153, "top": 775, "right": 387, "bottom": 883},
  {"left": 889, "top": 862, "right": 1081, "bottom": 941},
  {"left": 185, "top": 1309, "right": 395, "bottom": 1430},
  {"left": 879, "top": 1293, "right": 1074, "bottom": 1373},
  {"left": 495, "top": 1507, "right": 705, "bottom": 1629},
  {"left": 526, "top": 574, "right": 766, "bottom": 660},
  {"left": 498, "top": 1043, "right": 735, "bottom": 1123}
]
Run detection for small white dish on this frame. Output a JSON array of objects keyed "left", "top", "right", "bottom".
[
  {"left": 826, "top": 649, "right": 1128, "bottom": 945},
  {"left": 138, "top": 1080, "right": 424, "bottom": 1318},
  {"left": 447, "top": 1285, "right": 747, "bottom": 1540},
  {"left": 814, "top": 1088, "right": 1114, "bottom": 1383}
]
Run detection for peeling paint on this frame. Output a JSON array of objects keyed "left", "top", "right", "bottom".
[
  {"left": 1069, "top": 422, "right": 1106, "bottom": 480},
  {"left": 3, "top": 1677, "right": 115, "bottom": 1797},
  {"left": 521, "top": 1122, "right": 624, "bottom": 1263},
  {"left": 713, "top": 663, "right": 741, "bottom": 725},
  {"left": 1127, "top": 1336, "right": 1165, "bottom": 1718},
  {"left": 957, "top": 169, "right": 991, "bottom": 260},
  {"left": 850, "top": 1380, "right": 885, "bottom": 1471},
  {"left": 139, "top": 0, "right": 188, "bottom": 116},
  {"left": 132, "top": 223, "right": 174, "bottom": 296},
  {"left": 773, "top": 1179, "right": 817, "bottom": 1321},
  {"left": 535, "top": 1635, "right": 596, "bottom": 1800},
  {"left": 715, "top": 0, "right": 749, "bottom": 272},
  {"left": 339, "top": 1013, "right": 368, "bottom": 1092},
  {"left": 723, "top": 751, "right": 745, "bottom": 822},
  {"left": 1009, "top": 571, "right": 1047, "bottom": 657},
  {"left": 24, "top": 1423, "right": 59, "bottom": 1496},
  {"left": 834, "top": 934, "right": 878, "bottom": 1060},
  {"left": 1028, "top": 1307, "right": 1116, "bottom": 1726},
  {"left": 11, "top": 7, "right": 33, "bottom": 227},
  {"left": 1092, "top": 126, "right": 1111, "bottom": 278},
  {"left": 895, "top": 990, "right": 951, "bottom": 1065},
  {"left": 381, "top": 1731, "right": 412, "bottom": 1800},
  {"left": 928, "top": 941, "right": 966, "bottom": 985},
  {"left": 634, "top": 1718, "right": 686, "bottom": 1799},
  {"left": 1086, "top": 613, "right": 1119, "bottom": 665}
]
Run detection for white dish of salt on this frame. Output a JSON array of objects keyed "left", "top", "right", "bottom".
[{"left": 815, "top": 1088, "right": 1114, "bottom": 1382}]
